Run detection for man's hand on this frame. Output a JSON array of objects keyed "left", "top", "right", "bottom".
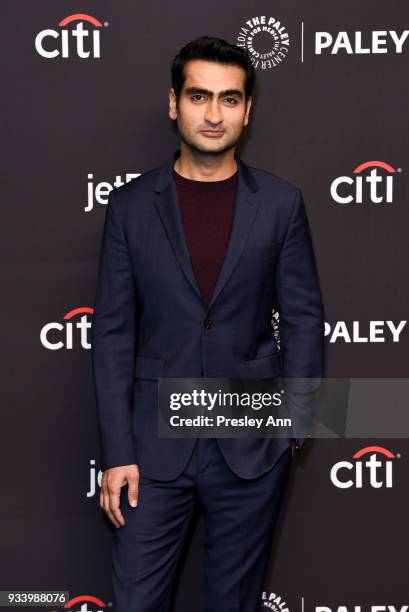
[{"left": 100, "top": 464, "right": 139, "bottom": 528}]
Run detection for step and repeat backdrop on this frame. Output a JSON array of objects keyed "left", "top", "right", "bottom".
[{"left": 2, "top": 1, "right": 409, "bottom": 611}]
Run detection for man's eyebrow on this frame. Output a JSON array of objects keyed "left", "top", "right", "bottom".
[{"left": 184, "top": 87, "right": 244, "bottom": 99}]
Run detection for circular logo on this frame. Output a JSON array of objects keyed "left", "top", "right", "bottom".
[
  {"left": 261, "top": 590, "right": 290, "bottom": 611},
  {"left": 236, "top": 16, "right": 290, "bottom": 70}
]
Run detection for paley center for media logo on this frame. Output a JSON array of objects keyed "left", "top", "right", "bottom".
[
  {"left": 40, "top": 307, "right": 93, "bottom": 350},
  {"left": 315, "top": 606, "right": 408, "bottom": 612},
  {"left": 261, "top": 590, "right": 289, "bottom": 611},
  {"left": 314, "top": 29, "right": 409, "bottom": 55},
  {"left": 35, "top": 13, "right": 107, "bottom": 59},
  {"left": 261, "top": 597, "right": 408, "bottom": 611},
  {"left": 330, "top": 161, "right": 401, "bottom": 205},
  {"left": 330, "top": 445, "right": 400, "bottom": 489},
  {"left": 236, "top": 16, "right": 290, "bottom": 70},
  {"left": 325, "top": 320, "right": 406, "bottom": 343}
]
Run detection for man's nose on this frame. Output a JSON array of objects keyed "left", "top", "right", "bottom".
[{"left": 204, "top": 99, "right": 223, "bottom": 125}]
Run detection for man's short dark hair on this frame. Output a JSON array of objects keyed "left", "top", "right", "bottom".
[{"left": 171, "top": 36, "right": 255, "bottom": 104}]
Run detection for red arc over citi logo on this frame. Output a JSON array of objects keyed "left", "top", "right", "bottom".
[
  {"left": 40, "top": 307, "right": 93, "bottom": 350},
  {"left": 330, "top": 160, "right": 400, "bottom": 204},
  {"left": 330, "top": 445, "right": 399, "bottom": 489},
  {"left": 35, "top": 14, "right": 104, "bottom": 59},
  {"left": 63, "top": 594, "right": 107, "bottom": 611}
]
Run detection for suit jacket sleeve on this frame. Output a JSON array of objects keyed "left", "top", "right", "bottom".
[
  {"left": 276, "top": 188, "right": 325, "bottom": 450},
  {"left": 91, "top": 190, "right": 138, "bottom": 471}
]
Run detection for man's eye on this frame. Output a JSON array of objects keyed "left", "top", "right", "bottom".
[
  {"left": 191, "top": 94, "right": 205, "bottom": 101},
  {"left": 224, "top": 97, "right": 238, "bottom": 105}
]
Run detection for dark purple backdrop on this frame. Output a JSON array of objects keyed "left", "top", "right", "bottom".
[{"left": 2, "top": 1, "right": 408, "bottom": 611}]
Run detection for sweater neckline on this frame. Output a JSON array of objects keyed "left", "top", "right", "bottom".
[{"left": 172, "top": 167, "right": 238, "bottom": 191}]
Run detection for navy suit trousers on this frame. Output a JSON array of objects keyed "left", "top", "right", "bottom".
[{"left": 112, "top": 438, "right": 293, "bottom": 612}]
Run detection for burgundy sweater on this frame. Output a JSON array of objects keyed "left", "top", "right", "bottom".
[
  {"left": 173, "top": 168, "right": 238, "bottom": 305},
  {"left": 172, "top": 167, "right": 299, "bottom": 450}
]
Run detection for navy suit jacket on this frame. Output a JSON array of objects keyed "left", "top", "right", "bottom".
[{"left": 91, "top": 149, "right": 324, "bottom": 479}]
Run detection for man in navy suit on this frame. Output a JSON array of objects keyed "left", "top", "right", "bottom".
[{"left": 91, "top": 35, "right": 324, "bottom": 612}]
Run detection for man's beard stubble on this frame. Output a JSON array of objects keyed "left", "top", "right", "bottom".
[{"left": 176, "top": 117, "right": 241, "bottom": 157}]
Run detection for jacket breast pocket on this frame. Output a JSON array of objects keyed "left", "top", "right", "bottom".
[
  {"left": 241, "top": 245, "right": 275, "bottom": 262},
  {"left": 134, "top": 355, "right": 165, "bottom": 381}
]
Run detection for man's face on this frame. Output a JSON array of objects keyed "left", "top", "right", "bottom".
[{"left": 169, "top": 59, "right": 252, "bottom": 155}]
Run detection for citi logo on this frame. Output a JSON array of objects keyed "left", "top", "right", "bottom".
[
  {"left": 40, "top": 307, "right": 93, "bottom": 350},
  {"left": 330, "top": 446, "right": 399, "bottom": 489},
  {"left": 330, "top": 161, "right": 400, "bottom": 204},
  {"left": 63, "top": 594, "right": 107, "bottom": 610},
  {"left": 35, "top": 14, "right": 104, "bottom": 59}
]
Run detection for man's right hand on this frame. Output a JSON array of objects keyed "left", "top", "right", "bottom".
[{"left": 99, "top": 464, "right": 139, "bottom": 528}]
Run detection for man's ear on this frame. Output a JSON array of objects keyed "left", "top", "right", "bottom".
[
  {"left": 243, "top": 96, "right": 253, "bottom": 126},
  {"left": 169, "top": 88, "right": 177, "bottom": 120}
]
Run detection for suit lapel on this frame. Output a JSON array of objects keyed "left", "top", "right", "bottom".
[
  {"left": 154, "top": 176, "right": 203, "bottom": 303},
  {"left": 207, "top": 160, "right": 261, "bottom": 310},
  {"left": 153, "top": 149, "right": 262, "bottom": 312}
]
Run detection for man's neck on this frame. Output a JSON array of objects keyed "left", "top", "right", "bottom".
[{"left": 173, "top": 144, "right": 238, "bottom": 182}]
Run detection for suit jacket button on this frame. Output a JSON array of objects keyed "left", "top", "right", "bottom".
[{"left": 204, "top": 319, "right": 213, "bottom": 329}]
